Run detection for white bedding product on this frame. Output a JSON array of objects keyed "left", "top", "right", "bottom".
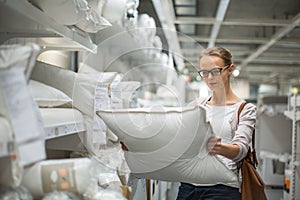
[
  {"left": 29, "top": 80, "right": 72, "bottom": 108},
  {"left": 0, "top": 43, "right": 40, "bottom": 79},
  {"left": 73, "top": 71, "right": 119, "bottom": 153},
  {"left": 73, "top": 72, "right": 118, "bottom": 119},
  {"left": 0, "top": 186, "right": 33, "bottom": 199},
  {"left": 39, "top": 108, "right": 85, "bottom": 139},
  {"left": 30, "top": 61, "right": 76, "bottom": 99},
  {"left": 30, "top": 62, "right": 118, "bottom": 153},
  {"left": 102, "top": 0, "right": 127, "bottom": 23},
  {"left": 21, "top": 158, "right": 91, "bottom": 199},
  {"left": 0, "top": 117, "right": 23, "bottom": 187},
  {"left": 86, "top": 0, "right": 103, "bottom": 11},
  {"left": 121, "top": 81, "right": 140, "bottom": 108},
  {"left": 78, "top": 62, "right": 99, "bottom": 74},
  {"left": 31, "top": 62, "right": 118, "bottom": 119},
  {"left": 97, "top": 106, "right": 238, "bottom": 186},
  {"left": 75, "top": 9, "right": 111, "bottom": 33},
  {"left": 0, "top": 44, "right": 40, "bottom": 117},
  {"left": 106, "top": 128, "right": 119, "bottom": 142},
  {"left": 30, "top": 0, "right": 89, "bottom": 25}
]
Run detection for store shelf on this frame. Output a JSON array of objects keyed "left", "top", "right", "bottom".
[
  {"left": 284, "top": 110, "right": 300, "bottom": 121},
  {"left": 44, "top": 121, "right": 86, "bottom": 140},
  {"left": 0, "top": 0, "right": 97, "bottom": 53},
  {"left": 285, "top": 95, "right": 300, "bottom": 200}
]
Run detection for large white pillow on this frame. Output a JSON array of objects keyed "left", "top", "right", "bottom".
[
  {"left": 31, "top": 62, "right": 119, "bottom": 153},
  {"left": 121, "top": 81, "right": 140, "bottom": 108},
  {"left": 31, "top": 61, "right": 118, "bottom": 118},
  {"left": 30, "top": 61, "right": 76, "bottom": 99},
  {"left": 73, "top": 72, "right": 118, "bottom": 118},
  {"left": 29, "top": 80, "right": 72, "bottom": 108},
  {"left": 30, "top": 0, "right": 89, "bottom": 25},
  {"left": 75, "top": 10, "right": 112, "bottom": 33},
  {"left": 97, "top": 106, "right": 238, "bottom": 186},
  {"left": 78, "top": 62, "right": 99, "bottom": 74}
]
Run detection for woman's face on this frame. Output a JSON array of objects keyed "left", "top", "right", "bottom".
[{"left": 199, "top": 55, "right": 232, "bottom": 91}]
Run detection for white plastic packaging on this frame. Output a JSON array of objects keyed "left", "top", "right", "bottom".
[
  {"left": 0, "top": 117, "right": 23, "bottom": 187},
  {"left": 21, "top": 158, "right": 91, "bottom": 199}
]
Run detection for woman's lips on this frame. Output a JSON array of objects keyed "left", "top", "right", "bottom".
[{"left": 208, "top": 82, "right": 217, "bottom": 87}]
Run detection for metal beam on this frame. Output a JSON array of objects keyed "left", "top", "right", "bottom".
[
  {"left": 208, "top": 0, "right": 230, "bottom": 48},
  {"left": 178, "top": 35, "right": 300, "bottom": 45},
  {"left": 152, "top": 0, "right": 185, "bottom": 70},
  {"left": 239, "top": 11, "right": 300, "bottom": 68},
  {"left": 175, "top": 17, "right": 295, "bottom": 27},
  {"left": 181, "top": 47, "right": 300, "bottom": 57}
]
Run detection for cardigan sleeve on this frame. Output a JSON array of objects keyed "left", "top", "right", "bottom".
[{"left": 231, "top": 102, "right": 257, "bottom": 162}]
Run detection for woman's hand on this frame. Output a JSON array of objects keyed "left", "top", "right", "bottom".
[
  {"left": 207, "top": 136, "right": 222, "bottom": 155},
  {"left": 207, "top": 136, "right": 240, "bottom": 159}
]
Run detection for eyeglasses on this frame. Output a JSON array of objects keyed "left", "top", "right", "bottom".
[{"left": 198, "top": 65, "right": 230, "bottom": 78}]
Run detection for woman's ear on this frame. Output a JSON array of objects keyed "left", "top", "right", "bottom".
[{"left": 228, "top": 64, "right": 234, "bottom": 75}]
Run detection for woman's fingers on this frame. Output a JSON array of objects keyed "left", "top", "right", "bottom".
[{"left": 207, "top": 136, "right": 222, "bottom": 154}]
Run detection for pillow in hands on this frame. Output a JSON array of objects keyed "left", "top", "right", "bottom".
[{"left": 96, "top": 105, "right": 238, "bottom": 186}]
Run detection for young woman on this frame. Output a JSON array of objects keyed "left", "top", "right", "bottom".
[{"left": 176, "top": 46, "right": 257, "bottom": 200}]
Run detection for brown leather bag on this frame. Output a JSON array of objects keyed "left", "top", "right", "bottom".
[{"left": 238, "top": 102, "right": 267, "bottom": 200}]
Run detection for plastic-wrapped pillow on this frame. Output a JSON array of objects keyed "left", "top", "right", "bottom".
[
  {"left": 0, "top": 44, "right": 40, "bottom": 117},
  {"left": 42, "top": 191, "right": 80, "bottom": 200},
  {"left": 76, "top": 10, "right": 112, "bottom": 33},
  {"left": 30, "top": 62, "right": 76, "bottom": 99},
  {"left": 30, "top": 62, "right": 117, "bottom": 118},
  {"left": 78, "top": 62, "right": 99, "bottom": 74},
  {"left": 0, "top": 186, "right": 33, "bottom": 200},
  {"left": 120, "top": 81, "right": 140, "bottom": 108},
  {"left": 29, "top": 80, "right": 72, "bottom": 108},
  {"left": 97, "top": 105, "right": 238, "bottom": 186},
  {"left": 30, "top": 62, "right": 119, "bottom": 153},
  {"left": 102, "top": 0, "right": 127, "bottom": 24},
  {"left": 21, "top": 158, "right": 91, "bottom": 199},
  {"left": 73, "top": 72, "right": 118, "bottom": 119},
  {"left": 30, "top": 0, "right": 89, "bottom": 25},
  {"left": 0, "top": 117, "right": 23, "bottom": 187}
]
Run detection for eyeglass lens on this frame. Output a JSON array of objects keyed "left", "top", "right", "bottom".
[{"left": 199, "top": 65, "right": 229, "bottom": 77}]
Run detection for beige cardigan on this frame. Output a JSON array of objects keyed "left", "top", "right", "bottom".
[{"left": 189, "top": 97, "right": 257, "bottom": 162}]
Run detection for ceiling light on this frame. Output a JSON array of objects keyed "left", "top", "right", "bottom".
[{"left": 233, "top": 69, "right": 240, "bottom": 77}]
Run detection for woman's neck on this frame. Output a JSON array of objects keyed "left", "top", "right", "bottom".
[{"left": 208, "top": 89, "right": 240, "bottom": 105}]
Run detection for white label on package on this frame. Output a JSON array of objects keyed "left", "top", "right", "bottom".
[
  {"left": 0, "top": 67, "right": 45, "bottom": 143},
  {"left": 93, "top": 85, "right": 110, "bottom": 144},
  {"left": 94, "top": 86, "right": 110, "bottom": 110}
]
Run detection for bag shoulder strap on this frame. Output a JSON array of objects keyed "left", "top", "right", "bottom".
[
  {"left": 237, "top": 101, "right": 258, "bottom": 166},
  {"left": 237, "top": 101, "right": 255, "bottom": 149}
]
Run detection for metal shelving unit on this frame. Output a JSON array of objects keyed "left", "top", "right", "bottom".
[
  {"left": 0, "top": 0, "right": 97, "bottom": 53},
  {"left": 44, "top": 121, "right": 85, "bottom": 140},
  {"left": 284, "top": 94, "right": 300, "bottom": 200}
]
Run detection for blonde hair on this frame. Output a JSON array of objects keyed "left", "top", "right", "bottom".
[{"left": 199, "top": 46, "right": 233, "bottom": 66}]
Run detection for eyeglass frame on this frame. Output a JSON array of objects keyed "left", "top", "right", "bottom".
[{"left": 198, "top": 65, "right": 231, "bottom": 78}]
